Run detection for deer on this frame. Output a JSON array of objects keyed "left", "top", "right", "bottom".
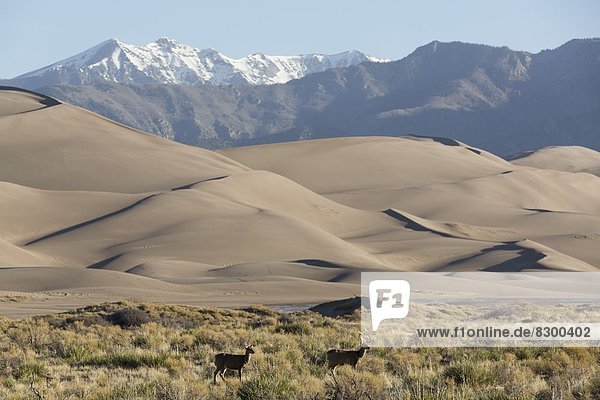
[
  {"left": 213, "top": 345, "right": 255, "bottom": 384},
  {"left": 326, "top": 346, "right": 370, "bottom": 372}
]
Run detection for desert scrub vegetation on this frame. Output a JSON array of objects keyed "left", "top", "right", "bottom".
[{"left": 1, "top": 302, "right": 600, "bottom": 399}]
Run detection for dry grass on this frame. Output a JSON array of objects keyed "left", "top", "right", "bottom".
[{"left": 1, "top": 302, "right": 599, "bottom": 399}]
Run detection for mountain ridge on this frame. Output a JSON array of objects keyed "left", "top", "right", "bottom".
[
  {"left": 5, "top": 38, "right": 599, "bottom": 155},
  {"left": 7, "top": 37, "right": 387, "bottom": 87}
]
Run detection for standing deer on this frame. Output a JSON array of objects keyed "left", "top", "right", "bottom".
[
  {"left": 213, "top": 345, "right": 255, "bottom": 384},
  {"left": 326, "top": 346, "right": 370, "bottom": 372}
]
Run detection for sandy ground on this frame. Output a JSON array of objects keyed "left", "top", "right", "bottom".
[{"left": 1, "top": 88, "right": 599, "bottom": 317}]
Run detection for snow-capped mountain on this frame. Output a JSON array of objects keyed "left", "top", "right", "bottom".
[{"left": 10, "top": 38, "right": 388, "bottom": 87}]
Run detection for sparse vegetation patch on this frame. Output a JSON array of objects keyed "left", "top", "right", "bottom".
[{"left": 1, "top": 302, "right": 599, "bottom": 399}]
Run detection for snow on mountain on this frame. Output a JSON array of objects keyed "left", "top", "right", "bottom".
[{"left": 14, "top": 38, "right": 389, "bottom": 86}]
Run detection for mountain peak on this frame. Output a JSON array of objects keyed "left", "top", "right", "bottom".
[
  {"left": 90, "top": 37, "right": 122, "bottom": 50},
  {"left": 428, "top": 40, "right": 441, "bottom": 49},
  {"left": 101, "top": 37, "right": 119, "bottom": 44},
  {"left": 413, "top": 40, "right": 448, "bottom": 55},
  {"left": 153, "top": 37, "right": 181, "bottom": 47}
]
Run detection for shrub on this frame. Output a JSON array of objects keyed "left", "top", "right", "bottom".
[
  {"left": 386, "top": 349, "right": 423, "bottom": 377},
  {"left": 324, "top": 366, "right": 385, "bottom": 400},
  {"left": 443, "top": 361, "right": 496, "bottom": 386},
  {"left": 193, "top": 330, "right": 228, "bottom": 348},
  {"left": 132, "top": 335, "right": 151, "bottom": 349},
  {"left": 80, "top": 352, "right": 171, "bottom": 369},
  {"left": 298, "top": 339, "right": 327, "bottom": 368},
  {"left": 493, "top": 360, "right": 546, "bottom": 398},
  {"left": 238, "top": 368, "right": 294, "bottom": 400},
  {"left": 14, "top": 361, "right": 50, "bottom": 400},
  {"left": 8, "top": 319, "right": 51, "bottom": 352},
  {"left": 588, "top": 373, "right": 600, "bottom": 399},
  {"left": 15, "top": 361, "right": 49, "bottom": 382},
  {"left": 107, "top": 308, "right": 150, "bottom": 328},
  {"left": 275, "top": 322, "right": 310, "bottom": 335},
  {"left": 63, "top": 345, "right": 93, "bottom": 363}
]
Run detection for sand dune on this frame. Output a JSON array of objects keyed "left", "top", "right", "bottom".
[
  {"left": 221, "top": 137, "right": 600, "bottom": 272},
  {"left": 1, "top": 88, "right": 599, "bottom": 316},
  {"left": 22, "top": 171, "right": 395, "bottom": 270},
  {"left": 0, "top": 87, "right": 60, "bottom": 116},
  {"left": 0, "top": 239, "right": 53, "bottom": 266},
  {"left": 0, "top": 89, "right": 245, "bottom": 193},
  {"left": 219, "top": 136, "right": 513, "bottom": 195},
  {"left": 508, "top": 146, "right": 600, "bottom": 176},
  {"left": 0, "top": 181, "right": 144, "bottom": 244},
  {"left": 383, "top": 208, "right": 517, "bottom": 242}
]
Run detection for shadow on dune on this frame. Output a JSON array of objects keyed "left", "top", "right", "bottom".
[
  {"left": 87, "top": 254, "right": 123, "bottom": 269},
  {"left": 524, "top": 208, "right": 553, "bottom": 213},
  {"left": 24, "top": 194, "right": 158, "bottom": 246},
  {"left": 292, "top": 259, "right": 347, "bottom": 268},
  {"left": 407, "top": 134, "right": 461, "bottom": 147},
  {"left": 25, "top": 176, "right": 232, "bottom": 247},
  {"left": 170, "top": 175, "right": 228, "bottom": 191},
  {"left": 0, "top": 86, "right": 61, "bottom": 110},
  {"left": 443, "top": 242, "right": 548, "bottom": 272},
  {"left": 382, "top": 209, "right": 452, "bottom": 237}
]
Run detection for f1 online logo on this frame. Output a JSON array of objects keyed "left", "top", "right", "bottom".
[{"left": 369, "top": 280, "right": 411, "bottom": 331}]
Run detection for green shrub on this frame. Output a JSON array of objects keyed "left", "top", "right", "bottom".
[
  {"left": 275, "top": 321, "right": 310, "bottom": 335},
  {"left": 107, "top": 308, "right": 150, "bottom": 328},
  {"left": 238, "top": 368, "right": 294, "bottom": 400},
  {"left": 443, "top": 361, "right": 496, "bottom": 386},
  {"left": 79, "top": 352, "right": 171, "bottom": 369},
  {"left": 63, "top": 345, "right": 93, "bottom": 363},
  {"left": 15, "top": 361, "right": 49, "bottom": 382}
]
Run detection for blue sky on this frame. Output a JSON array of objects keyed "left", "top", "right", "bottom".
[{"left": 2, "top": 0, "right": 599, "bottom": 78}]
